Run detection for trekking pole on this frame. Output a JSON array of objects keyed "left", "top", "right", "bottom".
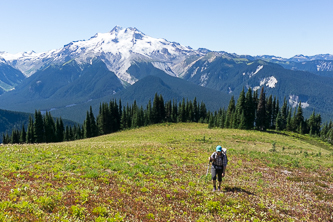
[{"left": 206, "top": 161, "right": 210, "bottom": 176}]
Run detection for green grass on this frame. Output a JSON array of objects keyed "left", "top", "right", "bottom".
[{"left": 0, "top": 123, "right": 332, "bottom": 221}]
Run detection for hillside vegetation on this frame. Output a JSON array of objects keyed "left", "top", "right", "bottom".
[{"left": 0, "top": 123, "right": 332, "bottom": 221}]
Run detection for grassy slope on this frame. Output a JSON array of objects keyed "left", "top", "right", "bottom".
[{"left": 0, "top": 123, "right": 332, "bottom": 221}]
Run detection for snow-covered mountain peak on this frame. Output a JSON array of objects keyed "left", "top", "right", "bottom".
[
  {"left": 0, "top": 26, "right": 199, "bottom": 83},
  {"left": 110, "top": 25, "right": 123, "bottom": 33}
]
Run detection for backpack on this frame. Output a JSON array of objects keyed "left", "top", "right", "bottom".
[{"left": 221, "top": 148, "right": 227, "bottom": 156}]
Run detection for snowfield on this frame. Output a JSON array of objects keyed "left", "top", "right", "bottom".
[
  {"left": 253, "top": 76, "right": 278, "bottom": 91},
  {"left": 0, "top": 26, "right": 199, "bottom": 85}
]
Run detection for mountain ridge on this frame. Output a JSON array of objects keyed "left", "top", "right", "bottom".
[{"left": 1, "top": 26, "right": 333, "bottom": 123}]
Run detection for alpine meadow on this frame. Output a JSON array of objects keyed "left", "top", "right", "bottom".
[
  {"left": 0, "top": 123, "right": 332, "bottom": 221},
  {"left": 1, "top": 23, "right": 333, "bottom": 222}
]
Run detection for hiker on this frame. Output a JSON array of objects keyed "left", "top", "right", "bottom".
[{"left": 208, "top": 145, "right": 228, "bottom": 191}]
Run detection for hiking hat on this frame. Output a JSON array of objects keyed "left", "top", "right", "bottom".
[{"left": 216, "top": 145, "right": 222, "bottom": 152}]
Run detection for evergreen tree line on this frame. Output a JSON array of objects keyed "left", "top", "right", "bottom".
[
  {"left": 3, "top": 94, "right": 210, "bottom": 144},
  {"left": 208, "top": 87, "right": 333, "bottom": 144},
  {"left": 93, "top": 94, "right": 210, "bottom": 137},
  {"left": 3, "top": 89, "right": 333, "bottom": 145},
  {"left": 2, "top": 110, "right": 82, "bottom": 144}
]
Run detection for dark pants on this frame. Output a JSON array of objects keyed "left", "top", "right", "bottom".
[{"left": 211, "top": 165, "right": 225, "bottom": 182}]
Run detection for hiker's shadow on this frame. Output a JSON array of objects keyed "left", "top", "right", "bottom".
[{"left": 222, "top": 186, "right": 255, "bottom": 195}]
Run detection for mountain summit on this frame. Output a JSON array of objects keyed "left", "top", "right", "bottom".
[{"left": 0, "top": 26, "right": 199, "bottom": 84}]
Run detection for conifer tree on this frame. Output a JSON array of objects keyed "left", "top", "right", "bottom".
[
  {"left": 172, "top": 100, "right": 178, "bottom": 122},
  {"left": 187, "top": 100, "right": 194, "bottom": 122},
  {"left": 121, "top": 106, "right": 128, "bottom": 129},
  {"left": 286, "top": 109, "right": 292, "bottom": 131},
  {"left": 238, "top": 111, "right": 246, "bottom": 129},
  {"left": 234, "top": 88, "right": 246, "bottom": 128},
  {"left": 44, "top": 112, "right": 55, "bottom": 143},
  {"left": 225, "top": 96, "right": 235, "bottom": 128},
  {"left": 208, "top": 114, "right": 214, "bottom": 128},
  {"left": 193, "top": 97, "right": 199, "bottom": 122},
  {"left": 256, "top": 87, "right": 266, "bottom": 131},
  {"left": 315, "top": 113, "right": 322, "bottom": 136},
  {"left": 34, "top": 110, "right": 44, "bottom": 143},
  {"left": 26, "top": 116, "right": 34, "bottom": 143},
  {"left": 84, "top": 111, "right": 92, "bottom": 138},
  {"left": 4, "top": 132, "right": 10, "bottom": 144},
  {"left": 199, "top": 101, "right": 207, "bottom": 123},
  {"left": 265, "top": 95, "right": 273, "bottom": 129},
  {"left": 89, "top": 106, "right": 98, "bottom": 137},
  {"left": 19, "top": 124, "right": 26, "bottom": 144},
  {"left": 64, "top": 126, "right": 69, "bottom": 141},
  {"left": 271, "top": 96, "right": 278, "bottom": 129},
  {"left": 165, "top": 100, "right": 172, "bottom": 122},
  {"left": 152, "top": 93, "right": 160, "bottom": 123},
  {"left": 2, "top": 133, "right": 7, "bottom": 144},
  {"left": 244, "top": 88, "right": 255, "bottom": 129},
  {"left": 224, "top": 111, "right": 230, "bottom": 129},
  {"left": 295, "top": 102, "right": 304, "bottom": 133},
  {"left": 97, "top": 103, "right": 106, "bottom": 135},
  {"left": 11, "top": 129, "right": 20, "bottom": 144},
  {"left": 253, "top": 89, "right": 259, "bottom": 117},
  {"left": 179, "top": 98, "right": 186, "bottom": 122},
  {"left": 275, "top": 111, "right": 282, "bottom": 131},
  {"left": 308, "top": 111, "right": 316, "bottom": 136},
  {"left": 146, "top": 100, "right": 152, "bottom": 125},
  {"left": 219, "top": 109, "right": 226, "bottom": 128},
  {"left": 159, "top": 95, "right": 165, "bottom": 122},
  {"left": 280, "top": 98, "right": 288, "bottom": 130},
  {"left": 291, "top": 108, "right": 297, "bottom": 131},
  {"left": 55, "top": 118, "right": 64, "bottom": 142},
  {"left": 111, "top": 100, "right": 121, "bottom": 132},
  {"left": 131, "top": 101, "right": 139, "bottom": 128}
]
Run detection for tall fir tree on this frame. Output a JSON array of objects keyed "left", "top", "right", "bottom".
[
  {"left": 26, "top": 116, "right": 34, "bottom": 143},
  {"left": 44, "top": 112, "right": 55, "bottom": 143},
  {"left": 193, "top": 97, "right": 199, "bottom": 122},
  {"left": 244, "top": 88, "right": 255, "bottom": 129},
  {"left": 225, "top": 96, "right": 235, "bottom": 128},
  {"left": 19, "top": 124, "right": 26, "bottom": 144},
  {"left": 265, "top": 95, "right": 273, "bottom": 129},
  {"left": 280, "top": 98, "right": 288, "bottom": 130},
  {"left": 199, "top": 101, "right": 207, "bottom": 123},
  {"left": 84, "top": 111, "right": 92, "bottom": 138},
  {"left": 275, "top": 111, "right": 282, "bottom": 131},
  {"left": 55, "top": 118, "right": 64, "bottom": 142},
  {"left": 89, "top": 106, "right": 98, "bottom": 137},
  {"left": 286, "top": 109, "right": 292, "bottom": 131},
  {"left": 34, "top": 110, "right": 44, "bottom": 143},
  {"left": 152, "top": 93, "right": 161, "bottom": 123},
  {"left": 256, "top": 87, "right": 266, "bottom": 131},
  {"left": 238, "top": 111, "right": 246, "bottom": 129},
  {"left": 295, "top": 101, "right": 304, "bottom": 133},
  {"left": 234, "top": 88, "right": 246, "bottom": 129},
  {"left": 159, "top": 95, "right": 166, "bottom": 122}
]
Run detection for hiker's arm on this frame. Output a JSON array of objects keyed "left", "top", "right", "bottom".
[{"left": 222, "top": 165, "right": 227, "bottom": 177}]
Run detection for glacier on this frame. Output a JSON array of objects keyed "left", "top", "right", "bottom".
[{"left": 0, "top": 26, "right": 200, "bottom": 85}]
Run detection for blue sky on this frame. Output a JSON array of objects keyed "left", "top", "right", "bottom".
[{"left": 1, "top": 0, "right": 332, "bottom": 58}]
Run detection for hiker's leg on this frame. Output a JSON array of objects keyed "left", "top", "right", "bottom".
[
  {"left": 211, "top": 166, "right": 217, "bottom": 190},
  {"left": 217, "top": 169, "right": 223, "bottom": 191}
]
